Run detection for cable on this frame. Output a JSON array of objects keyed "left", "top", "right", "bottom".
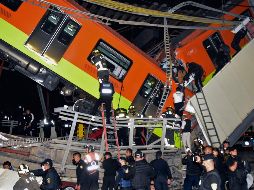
[
  {"left": 21, "top": 0, "right": 235, "bottom": 30},
  {"left": 83, "top": 0, "right": 237, "bottom": 25}
]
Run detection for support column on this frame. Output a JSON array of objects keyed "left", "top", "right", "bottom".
[
  {"left": 161, "top": 119, "right": 167, "bottom": 154},
  {"left": 61, "top": 112, "right": 78, "bottom": 172},
  {"left": 129, "top": 118, "right": 134, "bottom": 150}
]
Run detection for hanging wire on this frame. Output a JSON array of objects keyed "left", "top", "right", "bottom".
[{"left": 20, "top": 0, "right": 237, "bottom": 31}]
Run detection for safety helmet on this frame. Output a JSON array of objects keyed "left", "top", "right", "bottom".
[
  {"left": 18, "top": 164, "right": 30, "bottom": 174},
  {"left": 88, "top": 145, "right": 95, "bottom": 152}
]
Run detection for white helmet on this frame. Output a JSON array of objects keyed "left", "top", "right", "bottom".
[{"left": 18, "top": 164, "right": 30, "bottom": 174}]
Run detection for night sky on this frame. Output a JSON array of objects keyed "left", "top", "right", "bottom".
[{"left": 0, "top": 69, "right": 66, "bottom": 120}]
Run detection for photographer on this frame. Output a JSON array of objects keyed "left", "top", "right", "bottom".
[{"left": 182, "top": 148, "right": 203, "bottom": 190}]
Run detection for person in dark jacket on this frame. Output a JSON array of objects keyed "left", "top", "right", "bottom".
[
  {"left": 213, "top": 44, "right": 229, "bottom": 76},
  {"left": 150, "top": 151, "right": 172, "bottom": 190},
  {"left": 213, "top": 148, "right": 227, "bottom": 190},
  {"left": 226, "top": 147, "right": 244, "bottom": 170},
  {"left": 126, "top": 148, "right": 135, "bottom": 166},
  {"left": 186, "top": 62, "right": 204, "bottom": 92},
  {"left": 115, "top": 157, "right": 134, "bottom": 190},
  {"left": 31, "top": 159, "right": 61, "bottom": 190},
  {"left": 198, "top": 154, "right": 221, "bottom": 190},
  {"left": 102, "top": 152, "right": 120, "bottom": 190},
  {"left": 231, "top": 28, "right": 247, "bottom": 54},
  {"left": 182, "top": 149, "right": 203, "bottom": 190},
  {"left": 132, "top": 150, "right": 155, "bottom": 190},
  {"left": 72, "top": 152, "right": 88, "bottom": 190},
  {"left": 91, "top": 78, "right": 115, "bottom": 124},
  {"left": 227, "top": 159, "right": 248, "bottom": 190}
]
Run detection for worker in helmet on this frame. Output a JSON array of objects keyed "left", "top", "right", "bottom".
[
  {"left": 14, "top": 164, "right": 40, "bottom": 190},
  {"left": 84, "top": 145, "right": 100, "bottom": 190}
]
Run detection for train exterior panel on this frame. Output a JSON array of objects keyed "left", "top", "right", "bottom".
[
  {"left": 0, "top": 0, "right": 177, "bottom": 113},
  {"left": 175, "top": 0, "right": 252, "bottom": 82}
]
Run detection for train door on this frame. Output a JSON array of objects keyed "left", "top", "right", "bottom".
[
  {"left": 25, "top": 7, "right": 81, "bottom": 63},
  {"left": 203, "top": 32, "right": 225, "bottom": 65},
  {"left": 132, "top": 74, "right": 164, "bottom": 117}
]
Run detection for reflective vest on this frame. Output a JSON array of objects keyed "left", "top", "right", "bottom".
[{"left": 84, "top": 152, "right": 100, "bottom": 173}]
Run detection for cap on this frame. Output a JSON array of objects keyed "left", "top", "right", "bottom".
[
  {"left": 135, "top": 150, "right": 144, "bottom": 158},
  {"left": 202, "top": 154, "right": 214, "bottom": 161},
  {"left": 41, "top": 159, "right": 53, "bottom": 167}
]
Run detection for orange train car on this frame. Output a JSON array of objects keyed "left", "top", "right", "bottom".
[
  {"left": 175, "top": 0, "right": 253, "bottom": 82},
  {"left": 0, "top": 0, "right": 185, "bottom": 116}
]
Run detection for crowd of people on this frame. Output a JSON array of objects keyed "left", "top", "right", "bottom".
[
  {"left": 73, "top": 147, "right": 173, "bottom": 190},
  {"left": 182, "top": 140, "right": 252, "bottom": 190},
  {"left": 0, "top": 140, "right": 253, "bottom": 190}
]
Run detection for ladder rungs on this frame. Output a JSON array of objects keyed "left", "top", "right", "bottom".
[
  {"left": 107, "top": 139, "right": 117, "bottom": 142},
  {"left": 207, "top": 128, "right": 215, "bottom": 130}
]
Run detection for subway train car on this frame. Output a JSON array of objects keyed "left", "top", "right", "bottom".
[
  {"left": 175, "top": 0, "right": 254, "bottom": 83},
  {"left": 0, "top": 0, "right": 183, "bottom": 116}
]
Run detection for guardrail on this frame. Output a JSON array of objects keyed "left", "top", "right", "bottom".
[
  {"left": 0, "top": 120, "right": 18, "bottom": 134},
  {"left": 54, "top": 107, "right": 182, "bottom": 171}
]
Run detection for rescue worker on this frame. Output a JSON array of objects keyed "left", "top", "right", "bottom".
[
  {"left": 186, "top": 62, "right": 204, "bottom": 93},
  {"left": 13, "top": 164, "right": 40, "bottom": 190},
  {"left": 231, "top": 27, "right": 247, "bottom": 54},
  {"left": 31, "top": 159, "right": 61, "bottom": 190},
  {"left": 91, "top": 79, "right": 115, "bottom": 124},
  {"left": 198, "top": 154, "right": 221, "bottom": 190},
  {"left": 150, "top": 151, "right": 173, "bottom": 190},
  {"left": 72, "top": 152, "right": 88, "bottom": 190},
  {"left": 173, "top": 86, "right": 184, "bottom": 118},
  {"left": 90, "top": 50, "right": 114, "bottom": 125},
  {"left": 102, "top": 152, "right": 120, "bottom": 190},
  {"left": 84, "top": 145, "right": 100, "bottom": 190},
  {"left": 181, "top": 116, "right": 192, "bottom": 152}
]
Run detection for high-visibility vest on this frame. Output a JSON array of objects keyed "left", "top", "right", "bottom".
[{"left": 84, "top": 152, "right": 100, "bottom": 172}]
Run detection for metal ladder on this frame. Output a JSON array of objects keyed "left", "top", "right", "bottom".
[
  {"left": 100, "top": 104, "right": 120, "bottom": 159},
  {"left": 141, "top": 80, "right": 162, "bottom": 115},
  {"left": 195, "top": 90, "right": 221, "bottom": 147},
  {"left": 156, "top": 18, "right": 173, "bottom": 117}
]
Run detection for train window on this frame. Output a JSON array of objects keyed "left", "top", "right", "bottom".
[
  {"left": 203, "top": 32, "right": 224, "bottom": 64},
  {"left": 139, "top": 75, "right": 157, "bottom": 98},
  {"left": 88, "top": 40, "right": 132, "bottom": 81},
  {"left": 1, "top": 0, "right": 23, "bottom": 11},
  {"left": 58, "top": 20, "right": 81, "bottom": 46},
  {"left": 41, "top": 12, "right": 62, "bottom": 35}
]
